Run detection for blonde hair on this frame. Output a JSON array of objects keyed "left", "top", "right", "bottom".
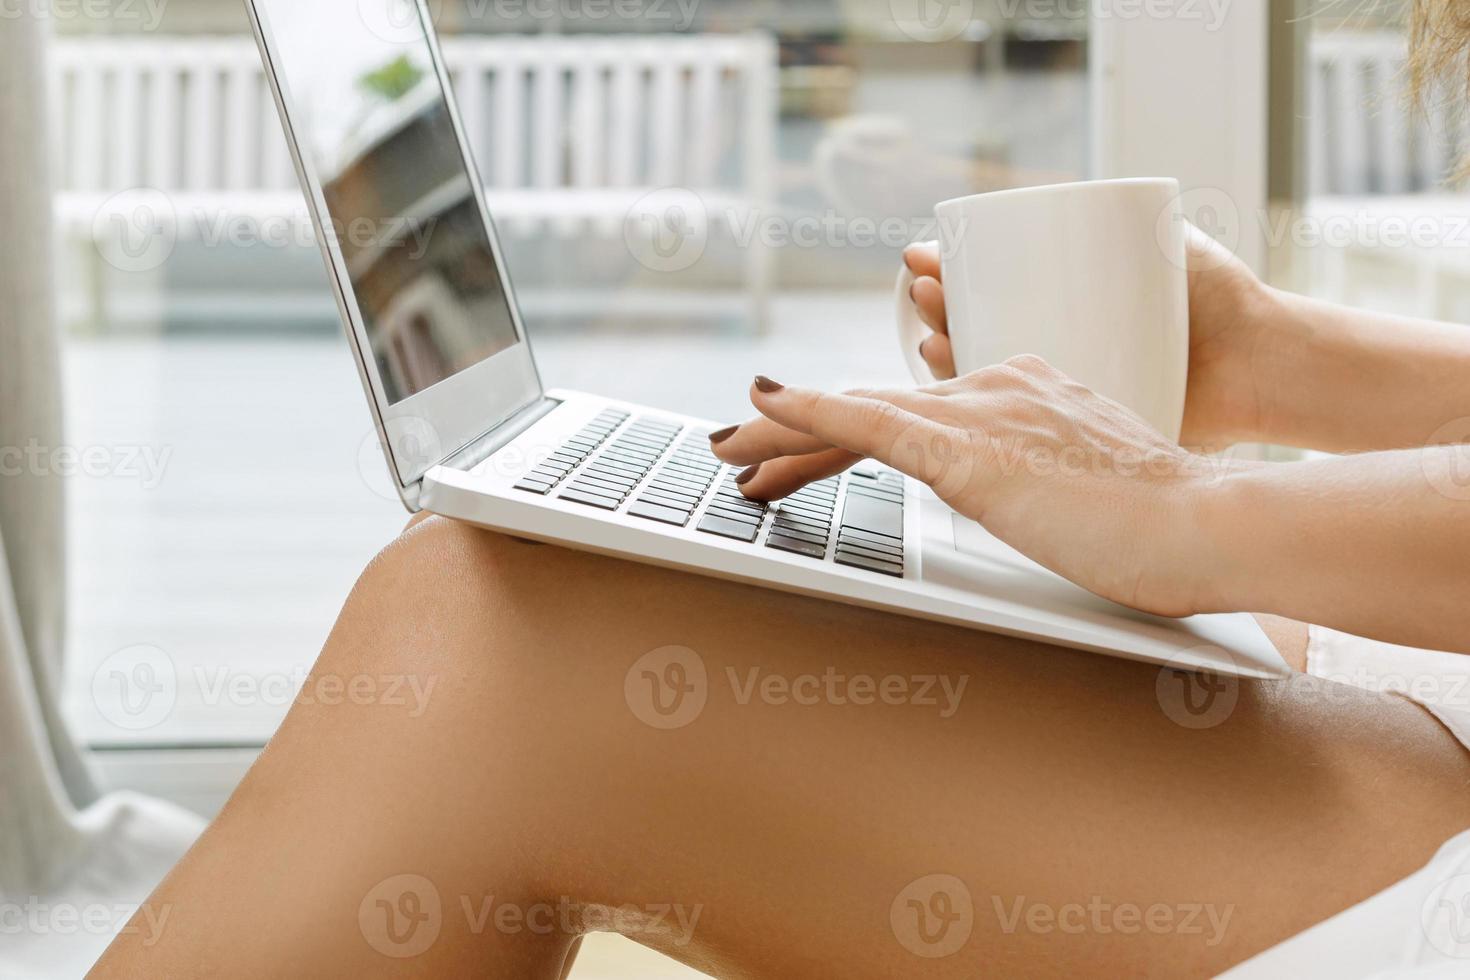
[{"left": 1409, "top": 0, "right": 1470, "bottom": 172}]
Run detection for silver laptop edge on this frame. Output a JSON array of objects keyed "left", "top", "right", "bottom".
[{"left": 245, "top": 0, "right": 550, "bottom": 512}]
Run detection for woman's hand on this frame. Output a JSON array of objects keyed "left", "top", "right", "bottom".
[
  {"left": 712, "top": 359, "right": 1237, "bottom": 618},
  {"left": 903, "top": 224, "right": 1271, "bottom": 450}
]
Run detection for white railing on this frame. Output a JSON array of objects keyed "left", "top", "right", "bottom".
[
  {"left": 52, "top": 33, "right": 778, "bottom": 329},
  {"left": 1308, "top": 32, "right": 1463, "bottom": 195},
  {"left": 1302, "top": 32, "right": 1470, "bottom": 319}
]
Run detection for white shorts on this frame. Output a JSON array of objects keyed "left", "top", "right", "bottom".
[{"left": 1220, "top": 626, "right": 1470, "bottom": 978}]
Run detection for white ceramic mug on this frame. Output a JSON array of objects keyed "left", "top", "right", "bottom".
[{"left": 895, "top": 177, "right": 1190, "bottom": 441}]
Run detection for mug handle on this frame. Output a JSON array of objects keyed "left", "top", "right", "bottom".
[{"left": 895, "top": 263, "right": 939, "bottom": 385}]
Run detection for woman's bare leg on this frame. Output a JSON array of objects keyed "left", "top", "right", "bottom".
[{"left": 92, "top": 518, "right": 1470, "bottom": 979}]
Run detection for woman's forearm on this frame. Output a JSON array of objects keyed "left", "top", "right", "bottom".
[
  {"left": 1199, "top": 448, "right": 1470, "bottom": 652},
  {"left": 1250, "top": 287, "right": 1470, "bottom": 453}
]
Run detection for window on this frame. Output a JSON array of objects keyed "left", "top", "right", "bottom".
[
  {"left": 59, "top": 0, "right": 1092, "bottom": 747},
  {"left": 1269, "top": 3, "right": 1470, "bottom": 320}
]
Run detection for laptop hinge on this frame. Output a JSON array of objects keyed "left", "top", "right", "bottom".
[{"left": 439, "top": 396, "right": 561, "bottom": 475}]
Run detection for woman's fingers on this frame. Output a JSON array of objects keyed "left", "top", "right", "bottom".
[
  {"left": 713, "top": 383, "right": 945, "bottom": 466},
  {"left": 748, "top": 379, "right": 970, "bottom": 492},
  {"left": 904, "top": 243, "right": 955, "bottom": 378},
  {"left": 734, "top": 448, "right": 861, "bottom": 502},
  {"left": 919, "top": 332, "right": 956, "bottom": 381},
  {"left": 710, "top": 414, "right": 833, "bottom": 465},
  {"left": 902, "top": 241, "right": 941, "bottom": 281},
  {"left": 910, "top": 274, "right": 948, "bottom": 337}
]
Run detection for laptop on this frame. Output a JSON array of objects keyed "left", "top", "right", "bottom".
[{"left": 245, "top": 0, "right": 1288, "bottom": 680}]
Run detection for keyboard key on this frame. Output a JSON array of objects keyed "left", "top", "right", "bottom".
[
  {"left": 765, "top": 533, "right": 827, "bottom": 558},
  {"left": 795, "top": 481, "right": 838, "bottom": 496},
  {"left": 837, "top": 533, "right": 902, "bottom": 559},
  {"left": 834, "top": 549, "right": 904, "bottom": 577},
  {"left": 847, "top": 484, "right": 904, "bottom": 504},
  {"left": 628, "top": 500, "right": 692, "bottom": 527},
  {"left": 768, "top": 524, "right": 827, "bottom": 546},
  {"left": 771, "top": 511, "right": 828, "bottom": 533},
  {"left": 591, "top": 458, "right": 645, "bottom": 478},
  {"left": 835, "top": 539, "right": 903, "bottom": 564},
  {"left": 582, "top": 467, "right": 637, "bottom": 486},
  {"left": 704, "top": 503, "right": 762, "bottom": 525},
  {"left": 649, "top": 484, "right": 705, "bottom": 505},
  {"left": 654, "top": 471, "right": 709, "bottom": 490},
  {"left": 617, "top": 435, "right": 671, "bottom": 453},
  {"left": 571, "top": 477, "right": 629, "bottom": 500},
  {"left": 774, "top": 501, "right": 831, "bottom": 523},
  {"left": 513, "top": 477, "right": 554, "bottom": 494},
  {"left": 640, "top": 487, "right": 696, "bottom": 511},
  {"left": 559, "top": 487, "right": 620, "bottom": 510},
  {"left": 601, "top": 446, "right": 660, "bottom": 465},
  {"left": 836, "top": 525, "right": 902, "bottom": 550},
  {"left": 839, "top": 492, "right": 903, "bottom": 539},
  {"left": 706, "top": 498, "right": 762, "bottom": 518},
  {"left": 674, "top": 468, "right": 717, "bottom": 482},
  {"left": 696, "top": 513, "right": 760, "bottom": 542}
]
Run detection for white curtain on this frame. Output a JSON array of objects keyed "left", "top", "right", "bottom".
[{"left": 0, "top": 15, "right": 202, "bottom": 978}]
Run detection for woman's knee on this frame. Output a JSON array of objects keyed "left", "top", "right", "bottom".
[{"left": 351, "top": 516, "right": 557, "bottom": 642}]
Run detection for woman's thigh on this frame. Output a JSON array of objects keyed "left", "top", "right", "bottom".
[{"left": 94, "top": 518, "right": 1470, "bottom": 979}]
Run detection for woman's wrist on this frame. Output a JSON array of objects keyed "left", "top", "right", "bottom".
[
  {"left": 1180, "top": 458, "right": 1277, "bottom": 616},
  {"left": 1239, "top": 284, "right": 1320, "bottom": 448}
]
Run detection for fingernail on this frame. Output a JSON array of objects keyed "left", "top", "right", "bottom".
[
  {"left": 735, "top": 464, "right": 761, "bottom": 485},
  {"left": 753, "top": 375, "right": 783, "bottom": 393},
  {"left": 908, "top": 283, "right": 917, "bottom": 302},
  {"left": 918, "top": 336, "right": 929, "bottom": 358},
  {"left": 708, "top": 425, "right": 738, "bottom": 444}
]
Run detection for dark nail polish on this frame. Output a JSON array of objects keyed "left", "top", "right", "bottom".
[
  {"left": 708, "top": 425, "right": 738, "bottom": 444},
  {"left": 735, "top": 464, "right": 761, "bottom": 485},
  {"left": 753, "top": 375, "right": 783, "bottom": 393}
]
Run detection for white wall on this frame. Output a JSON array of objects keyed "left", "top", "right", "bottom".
[{"left": 1090, "top": 0, "right": 1269, "bottom": 273}]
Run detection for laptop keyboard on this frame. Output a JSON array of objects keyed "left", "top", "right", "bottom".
[{"left": 512, "top": 410, "right": 904, "bottom": 577}]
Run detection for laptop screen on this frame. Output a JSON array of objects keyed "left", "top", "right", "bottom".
[{"left": 257, "top": 0, "right": 520, "bottom": 405}]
